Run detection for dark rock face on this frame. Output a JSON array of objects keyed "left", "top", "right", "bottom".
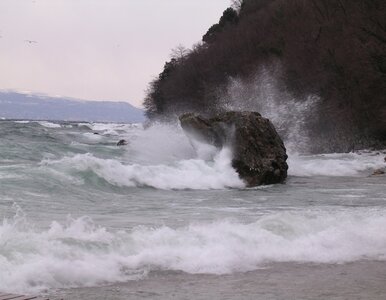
[
  {"left": 117, "top": 139, "right": 128, "bottom": 146},
  {"left": 372, "top": 169, "right": 385, "bottom": 176},
  {"left": 179, "top": 111, "right": 288, "bottom": 186}
]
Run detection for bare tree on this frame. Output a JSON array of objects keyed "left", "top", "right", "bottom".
[
  {"left": 170, "top": 44, "right": 189, "bottom": 61},
  {"left": 231, "top": 0, "right": 243, "bottom": 12}
]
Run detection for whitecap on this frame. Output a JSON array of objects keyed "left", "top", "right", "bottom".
[
  {"left": 1, "top": 209, "right": 386, "bottom": 294},
  {"left": 42, "top": 148, "right": 245, "bottom": 190},
  {"left": 36, "top": 121, "right": 61, "bottom": 128}
]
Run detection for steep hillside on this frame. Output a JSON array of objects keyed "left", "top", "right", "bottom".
[{"left": 144, "top": 0, "right": 386, "bottom": 152}]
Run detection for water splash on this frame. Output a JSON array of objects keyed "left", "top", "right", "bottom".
[
  {"left": 218, "top": 64, "right": 319, "bottom": 154},
  {"left": 41, "top": 147, "right": 245, "bottom": 190}
]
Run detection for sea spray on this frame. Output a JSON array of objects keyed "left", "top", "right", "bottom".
[
  {"left": 123, "top": 123, "right": 196, "bottom": 164},
  {"left": 34, "top": 122, "right": 245, "bottom": 190},
  {"left": 1, "top": 208, "right": 386, "bottom": 294},
  {"left": 41, "top": 147, "right": 245, "bottom": 190},
  {"left": 218, "top": 64, "right": 319, "bottom": 154},
  {"left": 37, "top": 121, "right": 62, "bottom": 128}
]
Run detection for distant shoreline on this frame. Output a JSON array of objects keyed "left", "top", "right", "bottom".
[{"left": 0, "top": 91, "right": 145, "bottom": 123}]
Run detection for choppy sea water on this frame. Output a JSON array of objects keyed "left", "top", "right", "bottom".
[{"left": 0, "top": 120, "right": 385, "bottom": 299}]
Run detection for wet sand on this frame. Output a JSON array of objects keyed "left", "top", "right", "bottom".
[{"left": 49, "top": 261, "right": 386, "bottom": 300}]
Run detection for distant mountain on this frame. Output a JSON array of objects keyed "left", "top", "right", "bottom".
[{"left": 0, "top": 91, "right": 145, "bottom": 123}]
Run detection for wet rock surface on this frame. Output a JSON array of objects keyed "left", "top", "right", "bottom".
[
  {"left": 117, "top": 139, "right": 128, "bottom": 146},
  {"left": 179, "top": 111, "right": 288, "bottom": 186}
]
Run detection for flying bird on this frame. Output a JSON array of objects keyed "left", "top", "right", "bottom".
[{"left": 25, "top": 40, "right": 38, "bottom": 44}]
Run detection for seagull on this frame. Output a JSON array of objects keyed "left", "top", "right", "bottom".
[{"left": 25, "top": 40, "right": 37, "bottom": 44}]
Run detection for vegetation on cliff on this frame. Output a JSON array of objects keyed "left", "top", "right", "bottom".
[{"left": 144, "top": 0, "right": 386, "bottom": 152}]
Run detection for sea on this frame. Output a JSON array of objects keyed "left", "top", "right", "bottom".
[{"left": 0, "top": 119, "right": 385, "bottom": 299}]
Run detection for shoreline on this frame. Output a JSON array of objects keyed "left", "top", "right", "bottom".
[{"left": 48, "top": 261, "right": 386, "bottom": 300}]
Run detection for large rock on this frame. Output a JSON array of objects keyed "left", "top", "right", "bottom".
[{"left": 179, "top": 111, "right": 288, "bottom": 186}]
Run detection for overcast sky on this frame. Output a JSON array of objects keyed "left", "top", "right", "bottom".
[{"left": 0, "top": 0, "right": 230, "bottom": 107}]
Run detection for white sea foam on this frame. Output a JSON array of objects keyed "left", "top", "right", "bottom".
[
  {"left": 81, "top": 132, "right": 104, "bottom": 141},
  {"left": 38, "top": 122, "right": 385, "bottom": 188},
  {"left": 14, "top": 120, "right": 30, "bottom": 124},
  {"left": 37, "top": 121, "right": 62, "bottom": 128},
  {"left": 288, "top": 152, "right": 386, "bottom": 177},
  {"left": 42, "top": 148, "right": 245, "bottom": 190},
  {"left": 81, "top": 122, "right": 142, "bottom": 136},
  {"left": 39, "top": 123, "right": 244, "bottom": 190},
  {"left": 1, "top": 209, "right": 386, "bottom": 294},
  {"left": 124, "top": 124, "right": 198, "bottom": 164}
]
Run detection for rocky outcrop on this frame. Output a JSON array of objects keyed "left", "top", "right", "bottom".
[
  {"left": 372, "top": 169, "right": 385, "bottom": 176},
  {"left": 179, "top": 111, "right": 288, "bottom": 186},
  {"left": 117, "top": 139, "right": 128, "bottom": 146}
]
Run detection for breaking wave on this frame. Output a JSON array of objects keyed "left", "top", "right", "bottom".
[
  {"left": 1, "top": 208, "right": 386, "bottom": 294},
  {"left": 41, "top": 148, "right": 245, "bottom": 190},
  {"left": 37, "top": 121, "right": 62, "bottom": 128},
  {"left": 32, "top": 122, "right": 385, "bottom": 191}
]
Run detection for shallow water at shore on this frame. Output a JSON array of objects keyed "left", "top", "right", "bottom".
[{"left": 48, "top": 261, "right": 386, "bottom": 300}]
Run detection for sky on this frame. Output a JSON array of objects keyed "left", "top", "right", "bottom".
[{"left": 0, "top": 0, "right": 230, "bottom": 107}]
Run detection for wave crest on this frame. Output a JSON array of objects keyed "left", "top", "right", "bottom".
[
  {"left": 41, "top": 148, "right": 245, "bottom": 190},
  {"left": 1, "top": 209, "right": 386, "bottom": 293}
]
